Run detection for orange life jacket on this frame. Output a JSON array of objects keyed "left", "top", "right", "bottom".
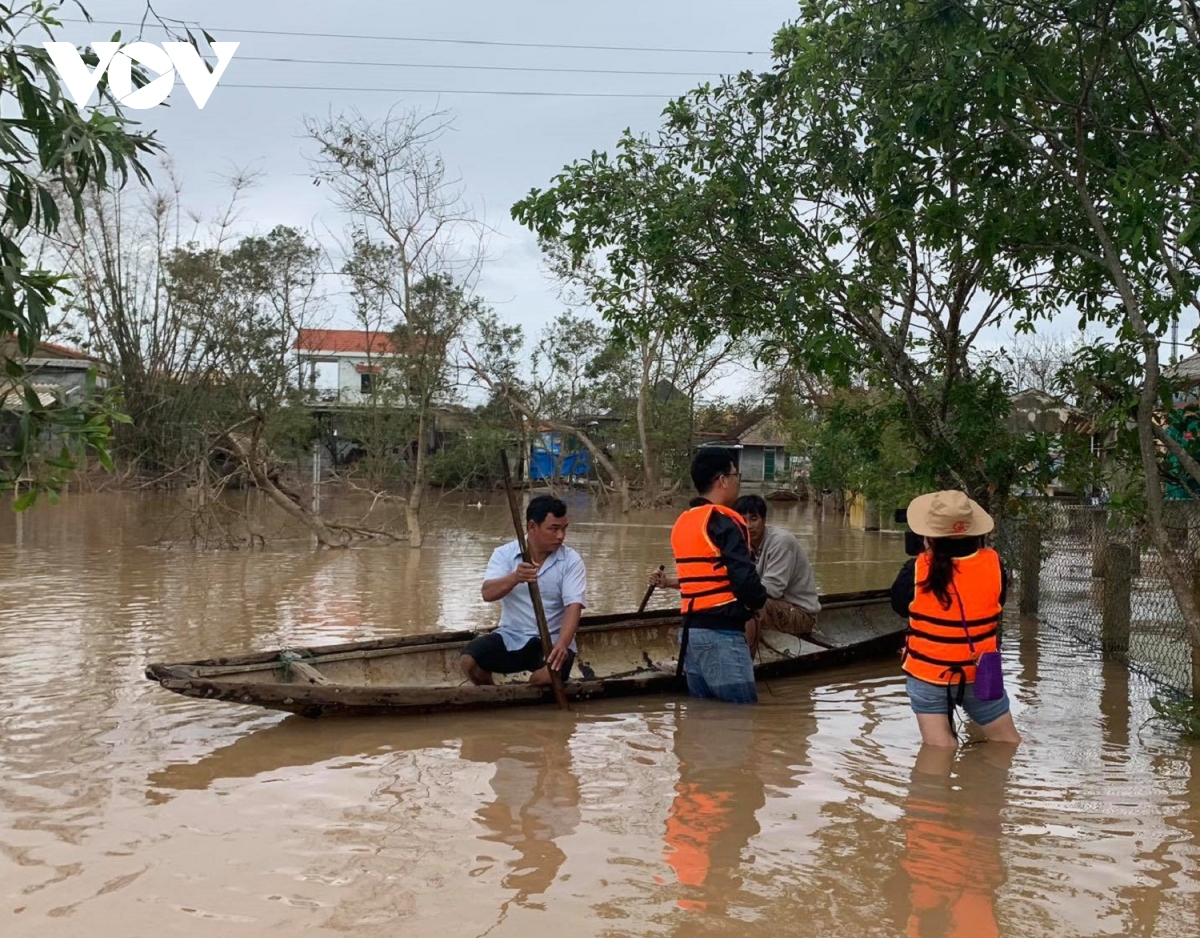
[
  {"left": 662, "top": 782, "right": 733, "bottom": 891},
  {"left": 903, "top": 548, "right": 1002, "bottom": 685},
  {"left": 903, "top": 796, "right": 1003, "bottom": 938},
  {"left": 671, "top": 503, "right": 750, "bottom": 615}
]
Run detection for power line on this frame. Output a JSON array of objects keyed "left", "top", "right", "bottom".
[
  {"left": 222, "top": 83, "right": 675, "bottom": 98},
  {"left": 236, "top": 54, "right": 720, "bottom": 78},
  {"left": 63, "top": 17, "right": 768, "bottom": 56}
]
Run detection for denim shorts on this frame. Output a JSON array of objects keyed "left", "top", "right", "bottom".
[
  {"left": 906, "top": 675, "right": 1010, "bottom": 726},
  {"left": 683, "top": 628, "right": 757, "bottom": 704}
]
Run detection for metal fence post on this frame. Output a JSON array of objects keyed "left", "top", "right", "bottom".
[
  {"left": 1102, "top": 541, "right": 1132, "bottom": 659},
  {"left": 1019, "top": 521, "right": 1041, "bottom": 617},
  {"left": 311, "top": 440, "right": 321, "bottom": 515},
  {"left": 1192, "top": 569, "right": 1200, "bottom": 701},
  {"left": 1188, "top": 505, "right": 1200, "bottom": 557},
  {"left": 1091, "top": 508, "right": 1109, "bottom": 578}
]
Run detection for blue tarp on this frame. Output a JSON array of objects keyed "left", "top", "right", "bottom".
[{"left": 529, "top": 433, "right": 591, "bottom": 481}]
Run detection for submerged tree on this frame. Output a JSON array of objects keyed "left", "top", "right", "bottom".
[
  {"left": 53, "top": 169, "right": 257, "bottom": 475},
  {"left": 305, "top": 106, "right": 487, "bottom": 546},
  {"left": 466, "top": 309, "right": 635, "bottom": 511}
]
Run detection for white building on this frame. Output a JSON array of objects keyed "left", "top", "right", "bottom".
[{"left": 294, "top": 328, "right": 398, "bottom": 405}]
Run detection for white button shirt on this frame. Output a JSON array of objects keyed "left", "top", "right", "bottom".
[{"left": 485, "top": 541, "right": 587, "bottom": 651}]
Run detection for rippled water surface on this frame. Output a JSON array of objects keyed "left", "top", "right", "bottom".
[{"left": 1, "top": 493, "right": 1197, "bottom": 937}]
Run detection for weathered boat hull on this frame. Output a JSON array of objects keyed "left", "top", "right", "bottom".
[{"left": 145, "top": 589, "right": 903, "bottom": 717}]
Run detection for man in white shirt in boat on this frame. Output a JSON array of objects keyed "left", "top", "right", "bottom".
[{"left": 462, "top": 495, "right": 587, "bottom": 686}]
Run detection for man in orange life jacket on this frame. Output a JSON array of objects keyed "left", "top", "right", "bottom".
[
  {"left": 651, "top": 448, "right": 768, "bottom": 703},
  {"left": 890, "top": 490, "right": 1021, "bottom": 747}
]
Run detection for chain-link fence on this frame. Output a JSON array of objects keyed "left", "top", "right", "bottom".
[{"left": 999, "top": 502, "right": 1200, "bottom": 696}]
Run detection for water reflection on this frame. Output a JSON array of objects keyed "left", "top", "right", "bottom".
[
  {"left": 145, "top": 716, "right": 421, "bottom": 796},
  {"left": 660, "top": 704, "right": 767, "bottom": 914},
  {"left": 899, "top": 744, "right": 1014, "bottom": 938},
  {"left": 463, "top": 718, "right": 581, "bottom": 908}
]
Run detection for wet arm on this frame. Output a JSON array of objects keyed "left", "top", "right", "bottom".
[
  {"left": 556, "top": 603, "right": 582, "bottom": 650},
  {"left": 481, "top": 572, "right": 520, "bottom": 602},
  {"left": 548, "top": 557, "right": 587, "bottom": 668}
]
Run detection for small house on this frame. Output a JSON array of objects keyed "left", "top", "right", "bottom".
[
  {"left": 736, "top": 416, "right": 793, "bottom": 482},
  {"left": 0, "top": 336, "right": 108, "bottom": 406},
  {"left": 696, "top": 413, "right": 794, "bottom": 483}
]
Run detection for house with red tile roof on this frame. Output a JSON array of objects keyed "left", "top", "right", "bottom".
[{"left": 293, "top": 328, "right": 401, "bottom": 405}]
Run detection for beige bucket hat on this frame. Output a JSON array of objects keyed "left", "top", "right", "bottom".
[{"left": 905, "top": 490, "right": 994, "bottom": 538}]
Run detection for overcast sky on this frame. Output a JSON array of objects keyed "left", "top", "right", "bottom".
[
  {"left": 50, "top": 1, "right": 803, "bottom": 398},
  {"left": 50, "top": 1, "right": 1182, "bottom": 400}
]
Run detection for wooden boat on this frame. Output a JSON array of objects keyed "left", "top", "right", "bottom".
[{"left": 145, "top": 588, "right": 904, "bottom": 718}]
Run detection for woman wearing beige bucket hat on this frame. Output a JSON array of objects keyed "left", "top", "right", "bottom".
[{"left": 889, "top": 491, "right": 1021, "bottom": 748}]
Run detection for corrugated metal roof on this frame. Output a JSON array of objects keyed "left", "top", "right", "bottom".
[
  {"left": 0, "top": 384, "right": 64, "bottom": 411},
  {"left": 739, "top": 416, "right": 790, "bottom": 447},
  {"left": 1168, "top": 353, "right": 1200, "bottom": 382}
]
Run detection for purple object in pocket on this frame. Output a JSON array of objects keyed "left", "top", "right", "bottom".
[{"left": 974, "top": 650, "right": 1005, "bottom": 701}]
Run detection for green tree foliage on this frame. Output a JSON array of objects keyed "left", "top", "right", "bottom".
[
  {"left": 426, "top": 423, "right": 511, "bottom": 489},
  {"left": 1, "top": 2, "right": 163, "bottom": 504},
  {"left": 167, "top": 224, "right": 324, "bottom": 440},
  {"left": 801, "top": 372, "right": 1055, "bottom": 512},
  {"left": 734, "top": 0, "right": 1200, "bottom": 658},
  {"left": 512, "top": 1, "right": 1052, "bottom": 504}
]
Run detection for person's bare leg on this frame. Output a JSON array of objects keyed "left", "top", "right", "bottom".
[
  {"left": 913, "top": 742, "right": 956, "bottom": 776},
  {"left": 916, "top": 712, "right": 959, "bottom": 748},
  {"left": 979, "top": 711, "right": 1021, "bottom": 745},
  {"left": 460, "top": 655, "right": 495, "bottom": 686},
  {"left": 528, "top": 665, "right": 552, "bottom": 685}
]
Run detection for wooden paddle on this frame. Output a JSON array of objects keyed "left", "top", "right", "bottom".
[
  {"left": 638, "top": 564, "right": 665, "bottom": 614},
  {"left": 499, "top": 450, "right": 570, "bottom": 711}
]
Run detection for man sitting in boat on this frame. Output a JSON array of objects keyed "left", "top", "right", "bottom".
[
  {"left": 461, "top": 495, "right": 586, "bottom": 686},
  {"left": 732, "top": 494, "right": 820, "bottom": 637}
]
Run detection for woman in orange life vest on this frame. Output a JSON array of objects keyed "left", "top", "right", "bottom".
[{"left": 890, "top": 490, "right": 1022, "bottom": 748}]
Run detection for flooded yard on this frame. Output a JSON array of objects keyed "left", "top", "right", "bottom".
[{"left": 1, "top": 493, "right": 1197, "bottom": 936}]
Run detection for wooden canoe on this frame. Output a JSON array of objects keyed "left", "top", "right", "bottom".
[{"left": 145, "top": 588, "right": 904, "bottom": 717}]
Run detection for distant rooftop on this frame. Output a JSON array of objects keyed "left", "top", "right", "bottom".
[
  {"left": 1168, "top": 352, "right": 1200, "bottom": 383},
  {"left": 294, "top": 329, "right": 397, "bottom": 356}
]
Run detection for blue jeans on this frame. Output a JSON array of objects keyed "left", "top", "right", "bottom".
[
  {"left": 905, "top": 675, "right": 1011, "bottom": 726},
  {"left": 683, "top": 628, "right": 757, "bottom": 704}
]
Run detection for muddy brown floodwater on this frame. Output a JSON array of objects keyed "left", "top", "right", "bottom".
[{"left": 1, "top": 492, "right": 1198, "bottom": 937}]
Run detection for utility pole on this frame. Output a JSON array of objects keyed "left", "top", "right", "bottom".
[{"left": 311, "top": 439, "right": 321, "bottom": 516}]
